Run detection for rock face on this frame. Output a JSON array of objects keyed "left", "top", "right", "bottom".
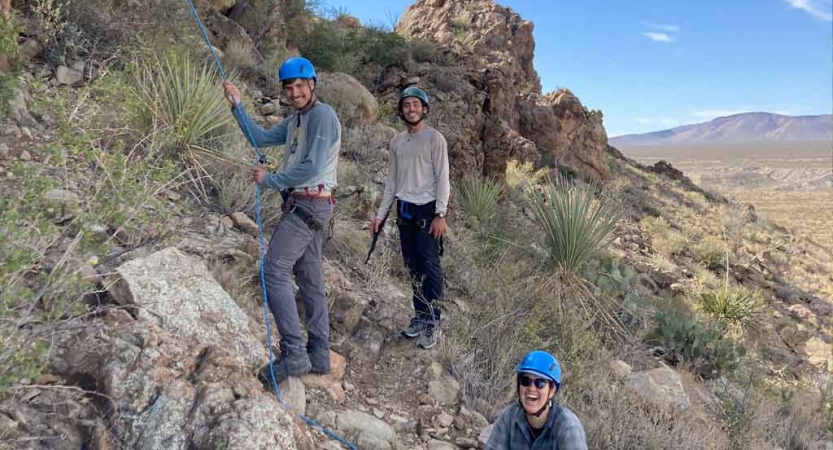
[
  {"left": 108, "top": 247, "right": 265, "bottom": 369},
  {"left": 387, "top": 0, "right": 611, "bottom": 182}
]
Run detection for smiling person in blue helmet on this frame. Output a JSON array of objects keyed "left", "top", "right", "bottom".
[
  {"left": 486, "top": 350, "right": 588, "bottom": 450},
  {"left": 222, "top": 56, "right": 341, "bottom": 382}
]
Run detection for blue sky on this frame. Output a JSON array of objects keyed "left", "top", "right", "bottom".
[{"left": 318, "top": 0, "right": 833, "bottom": 136}]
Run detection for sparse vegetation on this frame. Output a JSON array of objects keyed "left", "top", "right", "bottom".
[
  {"left": 649, "top": 309, "right": 744, "bottom": 379},
  {"left": 456, "top": 174, "right": 504, "bottom": 224},
  {"left": 692, "top": 235, "right": 729, "bottom": 271},
  {"left": 529, "top": 176, "right": 622, "bottom": 274},
  {"left": 699, "top": 285, "right": 764, "bottom": 325}
]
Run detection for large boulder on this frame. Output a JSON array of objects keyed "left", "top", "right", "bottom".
[
  {"left": 107, "top": 247, "right": 265, "bottom": 369},
  {"left": 627, "top": 364, "right": 691, "bottom": 410},
  {"left": 53, "top": 310, "right": 314, "bottom": 450},
  {"left": 317, "top": 72, "right": 379, "bottom": 128}
]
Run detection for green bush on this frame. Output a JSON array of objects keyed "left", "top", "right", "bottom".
[
  {"left": 299, "top": 20, "right": 407, "bottom": 87},
  {"left": 456, "top": 174, "right": 504, "bottom": 224},
  {"left": 693, "top": 236, "right": 729, "bottom": 271},
  {"left": 132, "top": 50, "right": 233, "bottom": 150},
  {"left": 0, "top": 72, "right": 18, "bottom": 119},
  {"left": 529, "top": 176, "right": 622, "bottom": 274},
  {"left": 649, "top": 309, "right": 744, "bottom": 379},
  {"left": 699, "top": 285, "right": 764, "bottom": 324}
]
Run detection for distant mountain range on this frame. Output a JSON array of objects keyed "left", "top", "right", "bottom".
[{"left": 610, "top": 112, "right": 833, "bottom": 147}]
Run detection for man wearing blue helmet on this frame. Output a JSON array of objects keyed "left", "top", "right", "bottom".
[
  {"left": 371, "top": 86, "right": 450, "bottom": 350},
  {"left": 486, "top": 350, "right": 587, "bottom": 449},
  {"left": 223, "top": 56, "right": 341, "bottom": 382}
]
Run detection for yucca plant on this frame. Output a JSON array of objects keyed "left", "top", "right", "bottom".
[
  {"left": 699, "top": 285, "right": 764, "bottom": 324},
  {"left": 529, "top": 175, "right": 622, "bottom": 274},
  {"left": 456, "top": 174, "right": 504, "bottom": 223},
  {"left": 133, "top": 50, "right": 233, "bottom": 150}
]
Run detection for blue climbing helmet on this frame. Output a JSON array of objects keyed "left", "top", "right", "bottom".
[
  {"left": 278, "top": 56, "right": 317, "bottom": 82},
  {"left": 517, "top": 350, "right": 562, "bottom": 389}
]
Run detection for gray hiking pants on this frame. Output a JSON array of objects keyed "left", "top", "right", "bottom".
[{"left": 264, "top": 197, "right": 333, "bottom": 351}]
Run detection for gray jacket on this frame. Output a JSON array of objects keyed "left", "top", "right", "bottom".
[
  {"left": 232, "top": 101, "right": 341, "bottom": 192},
  {"left": 486, "top": 403, "right": 588, "bottom": 450}
]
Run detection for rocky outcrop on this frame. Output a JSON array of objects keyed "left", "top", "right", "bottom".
[
  {"left": 386, "top": 0, "right": 611, "bottom": 182},
  {"left": 627, "top": 364, "right": 691, "bottom": 411},
  {"left": 107, "top": 247, "right": 265, "bottom": 369},
  {"left": 516, "top": 89, "right": 610, "bottom": 181}
]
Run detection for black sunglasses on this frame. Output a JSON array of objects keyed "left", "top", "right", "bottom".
[{"left": 519, "top": 374, "right": 550, "bottom": 389}]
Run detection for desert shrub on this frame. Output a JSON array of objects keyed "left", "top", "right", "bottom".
[
  {"left": 0, "top": 72, "right": 18, "bottom": 119},
  {"left": 648, "top": 309, "right": 744, "bottom": 379},
  {"left": 132, "top": 50, "right": 232, "bottom": 150},
  {"left": 341, "top": 124, "right": 394, "bottom": 164},
  {"left": 693, "top": 235, "right": 729, "bottom": 271},
  {"left": 299, "top": 20, "right": 407, "bottom": 87},
  {"left": 699, "top": 285, "right": 764, "bottom": 325},
  {"left": 505, "top": 159, "right": 547, "bottom": 190},
  {"left": 529, "top": 175, "right": 622, "bottom": 274},
  {"left": 0, "top": 13, "right": 21, "bottom": 64},
  {"left": 641, "top": 215, "right": 687, "bottom": 257},
  {"left": 456, "top": 174, "right": 503, "bottom": 224}
]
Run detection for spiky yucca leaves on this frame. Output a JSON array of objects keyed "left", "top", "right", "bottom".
[
  {"left": 133, "top": 50, "right": 233, "bottom": 150},
  {"left": 699, "top": 285, "right": 764, "bottom": 325},
  {"left": 456, "top": 174, "right": 504, "bottom": 223},
  {"left": 529, "top": 175, "right": 622, "bottom": 274}
]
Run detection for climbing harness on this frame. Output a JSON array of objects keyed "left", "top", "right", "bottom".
[{"left": 183, "top": 1, "right": 357, "bottom": 448}]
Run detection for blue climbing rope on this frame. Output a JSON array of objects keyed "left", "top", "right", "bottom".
[{"left": 182, "top": 2, "right": 358, "bottom": 449}]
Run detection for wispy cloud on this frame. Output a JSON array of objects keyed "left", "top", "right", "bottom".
[
  {"left": 643, "top": 32, "right": 674, "bottom": 43},
  {"left": 784, "top": 0, "right": 833, "bottom": 21},
  {"left": 644, "top": 21, "right": 680, "bottom": 32}
]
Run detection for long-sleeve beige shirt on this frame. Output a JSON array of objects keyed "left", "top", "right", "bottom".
[{"left": 377, "top": 126, "right": 451, "bottom": 219}]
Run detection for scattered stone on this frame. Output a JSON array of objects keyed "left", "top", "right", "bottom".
[
  {"left": 366, "top": 397, "right": 379, "bottom": 405},
  {"left": 260, "top": 102, "right": 277, "bottom": 116},
  {"left": 788, "top": 304, "right": 816, "bottom": 322},
  {"left": 301, "top": 351, "right": 347, "bottom": 402},
  {"left": 453, "top": 416, "right": 466, "bottom": 430},
  {"left": 56, "top": 65, "right": 84, "bottom": 85},
  {"left": 19, "top": 39, "right": 41, "bottom": 62},
  {"left": 279, "top": 376, "right": 306, "bottom": 415},
  {"left": 220, "top": 215, "right": 234, "bottom": 232},
  {"left": 609, "top": 360, "right": 632, "bottom": 379},
  {"left": 428, "top": 362, "right": 460, "bottom": 405},
  {"left": 4, "top": 125, "right": 20, "bottom": 137},
  {"left": 436, "top": 412, "right": 454, "bottom": 428},
  {"left": 20, "top": 126, "right": 33, "bottom": 140},
  {"left": 372, "top": 408, "right": 385, "bottom": 419},
  {"left": 670, "top": 283, "right": 686, "bottom": 296},
  {"left": 166, "top": 190, "right": 181, "bottom": 201},
  {"left": 809, "top": 298, "right": 833, "bottom": 317},
  {"left": 0, "top": 414, "right": 18, "bottom": 433},
  {"left": 230, "top": 211, "right": 259, "bottom": 237},
  {"left": 456, "top": 437, "right": 480, "bottom": 449},
  {"left": 627, "top": 364, "right": 691, "bottom": 410},
  {"left": 427, "top": 439, "right": 456, "bottom": 450},
  {"left": 0, "top": 143, "right": 9, "bottom": 159},
  {"left": 388, "top": 413, "right": 414, "bottom": 432},
  {"left": 459, "top": 405, "right": 488, "bottom": 428},
  {"left": 805, "top": 337, "right": 832, "bottom": 372},
  {"left": 479, "top": 423, "right": 494, "bottom": 446},
  {"left": 343, "top": 381, "right": 356, "bottom": 391},
  {"left": 44, "top": 189, "right": 80, "bottom": 205},
  {"left": 336, "top": 410, "right": 396, "bottom": 450},
  {"left": 18, "top": 149, "right": 31, "bottom": 161},
  {"left": 778, "top": 323, "right": 812, "bottom": 349}
]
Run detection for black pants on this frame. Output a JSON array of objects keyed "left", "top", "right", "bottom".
[{"left": 397, "top": 200, "right": 443, "bottom": 324}]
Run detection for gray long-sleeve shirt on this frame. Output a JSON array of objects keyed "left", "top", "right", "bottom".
[
  {"left": 486, "top": 403, "right": 588, "bottom": 450},
  {"left": 232, "top": 102, "right": 341, "bottom": 192},
  {"left": 376, "top": 126, "right": 450, "bottom": 219}
]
